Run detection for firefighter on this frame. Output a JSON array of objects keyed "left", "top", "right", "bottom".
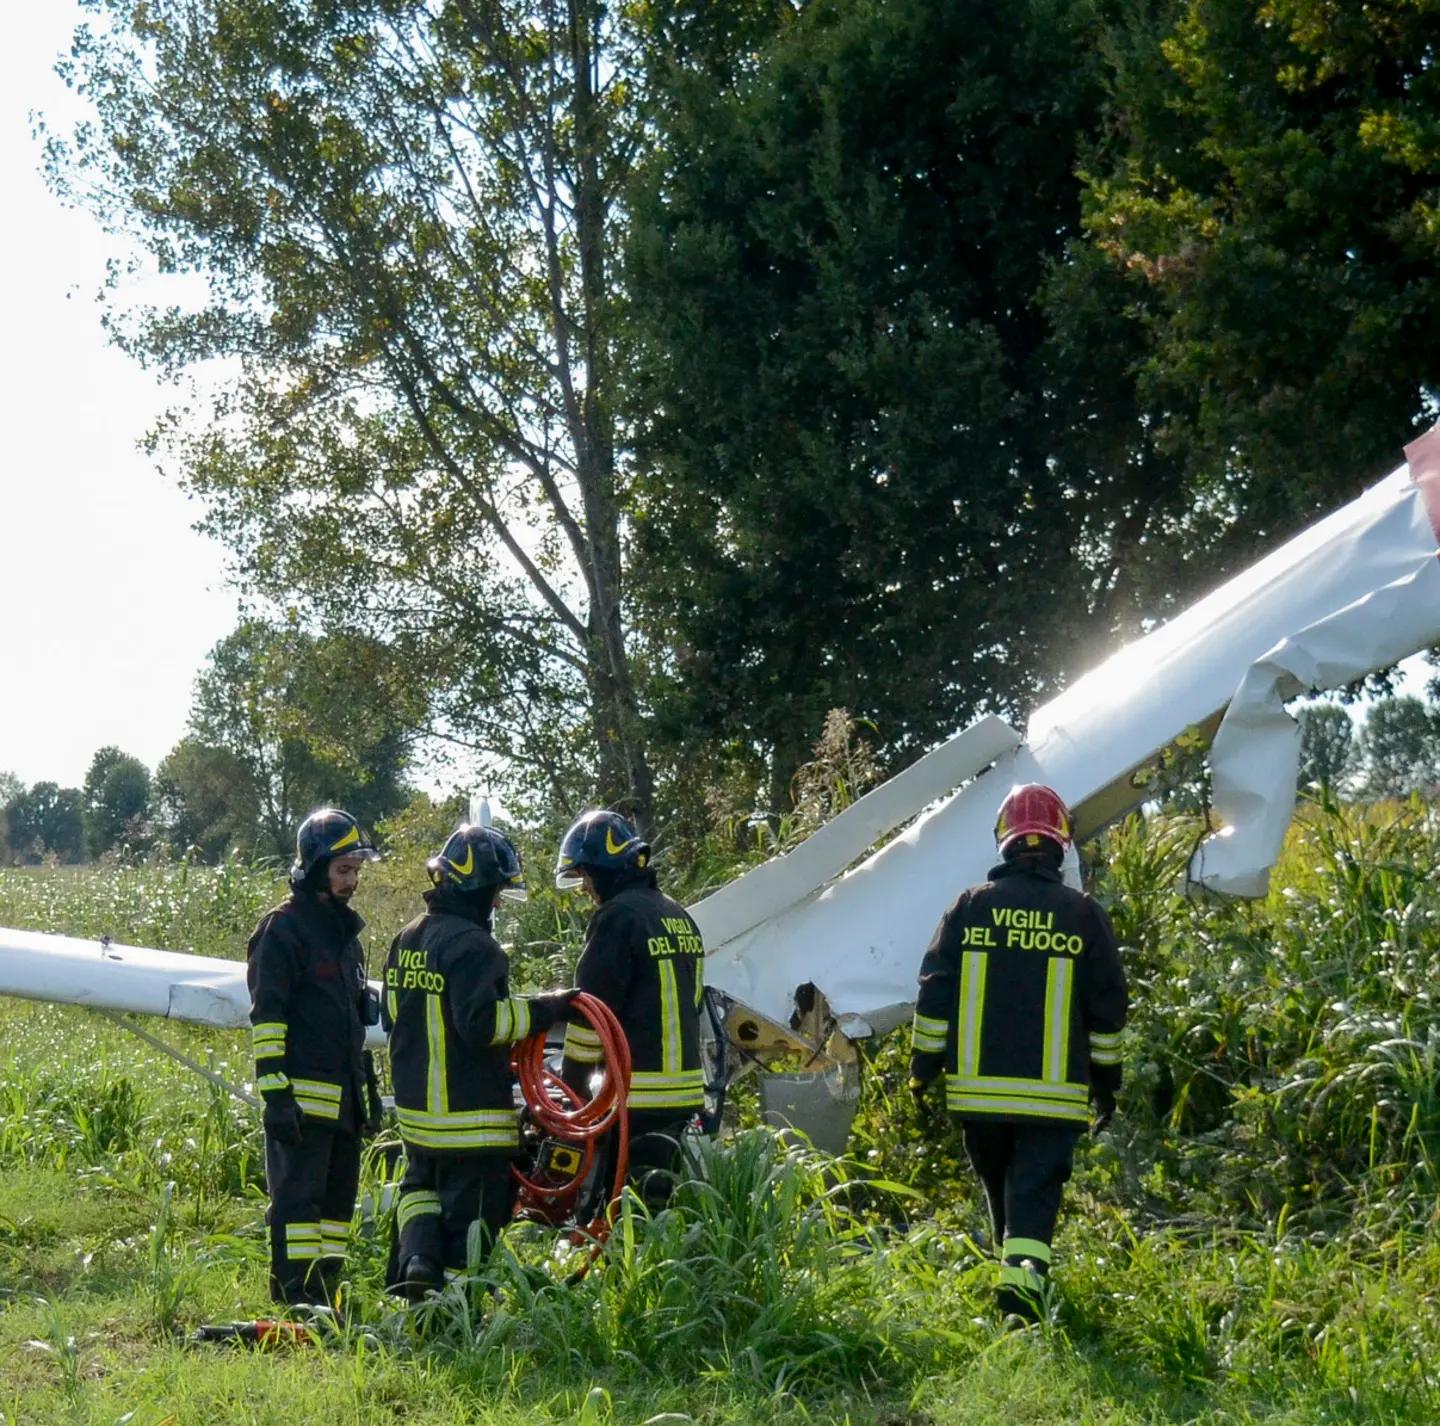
[
  {"left": 556, "top": 809, "right": 708, "bottom": 1205},
  {"left": 909, "top": 783, "right": 1128, "bottom": 1323},
  {"left": 382, "top": 823, "right": 577, "bottom": 1297},
  {"left": 248, "top": 807, "right": 383, "bottom": 1307}
]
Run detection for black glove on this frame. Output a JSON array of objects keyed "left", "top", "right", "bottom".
[
  {"left": 362, "top": 1051, "right": 385, "bottom": 1139},
  {"left": 263, "top": 1091, "right": 304, "bottom": 1147},
  {"left": 528, "top": 989, "right": 582, "bottom": 1033},
  {"left": 909, "top": 1078, "right": 943, "bottom": 1139},
  {"left": 1090, "top": 1085, "right": 1118, "bottom": 1135}
]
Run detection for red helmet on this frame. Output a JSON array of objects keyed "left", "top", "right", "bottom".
[{"left": 994, "top": 784, "right": 1072, "bottom": 855}]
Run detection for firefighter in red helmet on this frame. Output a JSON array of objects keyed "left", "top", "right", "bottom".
[{"left": 909, "top": 783, "right": 1128, "bottom": 1323}]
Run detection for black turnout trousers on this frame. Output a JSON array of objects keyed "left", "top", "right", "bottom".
[
  {"left": 265, "top": 1120, "right": 361, "bottom": 1305},
  {"left": 393, "top": 1150, "right": 515, "bottom": 1276},
  {"left": 959, "top": 1118, "right": 1082, "bottom": 1268}
]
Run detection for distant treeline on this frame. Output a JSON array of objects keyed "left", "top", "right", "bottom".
[{"left": 1, "top": 623, "right": 417, "bottom": 867}]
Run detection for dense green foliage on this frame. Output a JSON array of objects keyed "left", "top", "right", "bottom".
[
  {"left": 46, "top": 0, "right": 1440, "bottom": 819},
  {"left": 1077, "top": 0, "right": 1440, "bottom": 546},
  {"left": 80, "top": 747, "right": 152, "bottom": 861},
  {"left": 4, "top": 782, "right": 85, "bottom": 866},
  {"left": 4, "top": 804, "right": 1440, "bottom": 1420},
  {"left": 628, "top": 0, "right": 1115, "bottom": 788}
]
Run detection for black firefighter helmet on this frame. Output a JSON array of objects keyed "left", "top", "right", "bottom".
[
  {"left": 554, "top": 809, "right": 649, "bottom": 889},
  {"left": 290, "top": 808, "right": 381, "bottom": 882},
  {"left": 427, "top": 824, "right": 526, "bottom": 900}
]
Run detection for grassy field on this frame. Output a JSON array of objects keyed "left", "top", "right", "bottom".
[{"left": 3, "top": 804, "right": 1440, "bottom": 1422}]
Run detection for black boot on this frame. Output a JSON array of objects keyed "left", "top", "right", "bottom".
[{"left": 400, "top": 1253, "right": 444, "bottom": 1303}]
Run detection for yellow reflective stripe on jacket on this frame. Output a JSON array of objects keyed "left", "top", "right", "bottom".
[
  {"left": 252, "top": 1021, "right": 286, "bottom": 1059},
  {"left": 396, "top": 1105, "right": 519, "bottom": 1151},
  {"left": 945, "top": 1074, "right": 1088, "bottom": 1103},
  {"left": 290, "top": 1078, "right": 342, "bottom": 1102},
  {"left": 958, "top": 951, "right": 988, "bottom": 1077},
  {"left": 256, "top": 1072, "right": 291, "bottom": 1094},
  {"left": 426, "top": 994, "right": 448, "bottom": 1114},
  {"left": 564, "top": 1023, "right": 604, "bottom": 1064},
  {"left": 1042, "top": 958, "right": 1073, "bottom": 1082},
  {"left": 628, "top": 1068, "right": 704, "bottom": 1110},
  {"left": 397, "top": 1106, "right": 518, "bottom": 1131},
  {"left": 396, "top": 1104, "right": 519, "bottom": 1152},
  {"left": 492, "top": 998, "right": 532, "bottom": 1046},
  {"left": 1089, "top": 1029, "right": 1123, "bottom": 1065},
  {"left": 946, "top": 1085, "right": 1089, "bottom": 1122},
  {"left": 658, "top": 959, "right": 682, "bottom": 1075},
  {"left": 911, "top": 1011, "right": 948, "bottom": 1053}
]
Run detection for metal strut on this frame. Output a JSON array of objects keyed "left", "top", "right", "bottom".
[{"left": 96, "top": 1009, "right": 262, "bottom": 1110}]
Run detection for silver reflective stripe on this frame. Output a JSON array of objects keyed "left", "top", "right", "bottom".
[
  {"left": 1089, "top": 1030, "right": 1123, "bottom": 1065},
  {"left": 397, "top": 1191, "right": 442, "bottom": 1231},
  {"left": 912, "top": 1012, "right": 948, "bottom": 1053},
  {"left": 1043, "top": 958, "right": 1073, "bottom": 1082},
  {"left": 958, "top": 951, "right": 988, "bottom": 1078}
]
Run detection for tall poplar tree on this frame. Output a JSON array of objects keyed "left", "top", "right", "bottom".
[{"left": 53, "top": 0, "right": 663, "bottom": 820}]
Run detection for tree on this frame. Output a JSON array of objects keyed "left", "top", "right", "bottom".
[
  {"left": 1360, "top": 697, "right": 1440, "bottom": 800},
  {"left": 5, "top": 783, "right": 86, "bottom": 864},
  {"left": 82, "top": 746, "right": 152, "bottom": 858},
  {"left": 626, "top": 0, "right": 1184, "bottom": 805},
  {"left": 1075, "top": 0, "right": 1440, "bottom": 544},
  {"left": 164, "top": 621, "right": 421, "bottom": 859},
  {"left": 53, "top": 0, "right": 668, "bottom": 822},
  {"left": 153, "top": 738, "right": 262, "bottom": 863},
  {"left": 0, "top": 770, "right": 21, "bottom": 865},
  {"left": 1296, "top": 704, "right": 1357, "bottom": 793}
]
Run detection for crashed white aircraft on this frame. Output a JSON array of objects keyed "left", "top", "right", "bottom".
[{"left": 4, "top": 426, "right": 1440, "bottom": 1128}]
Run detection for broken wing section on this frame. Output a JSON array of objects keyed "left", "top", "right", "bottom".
[{"left": 1192, "top": 428, "right": 1440, "bottom": 895}]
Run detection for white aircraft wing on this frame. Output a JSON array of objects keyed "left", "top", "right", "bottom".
[{"left": 0, "top": 925, "right": 387, "bottom": 1049}]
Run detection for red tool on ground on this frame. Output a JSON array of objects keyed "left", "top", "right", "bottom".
[
  {"left": 191, "top": 1319, "right": 318, "bottom": 1348},
  {"left": 510, "top": 991, "right": 631, "bottom": 1262}
]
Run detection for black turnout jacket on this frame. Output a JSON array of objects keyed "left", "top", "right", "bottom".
[
  {"left": 910, "top": 860, "right": 1128, "bottom": 1125},
  {"left": 560, "top": 873, "right": 706, "bottom": 1116},
  {"left": 381, "top": 887, "right": 548, "bottom": 1155},
  {"left": 248, "top": 889, "right": 369, "bottom": 1132}
]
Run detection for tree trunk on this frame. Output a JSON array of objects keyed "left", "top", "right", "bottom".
[{"left": 569, "top": 0, "right": 655, "bottom": 827}]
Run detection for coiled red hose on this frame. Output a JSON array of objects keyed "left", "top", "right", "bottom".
[{"left": 511, "top": 992, "right": 631, "bottom": 1249}]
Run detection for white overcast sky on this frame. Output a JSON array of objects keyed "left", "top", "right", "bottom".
[{"left": 0, "top": 5, "right": 239, "bottom": 790}]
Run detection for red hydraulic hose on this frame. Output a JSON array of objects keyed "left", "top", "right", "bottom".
[{"left": 511, "top": 992, "right": 631, "bottom": 1253}]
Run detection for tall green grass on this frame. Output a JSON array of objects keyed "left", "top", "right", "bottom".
[{"left": 4, "top": 801, "right": 1440, "bottom": 1421}]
